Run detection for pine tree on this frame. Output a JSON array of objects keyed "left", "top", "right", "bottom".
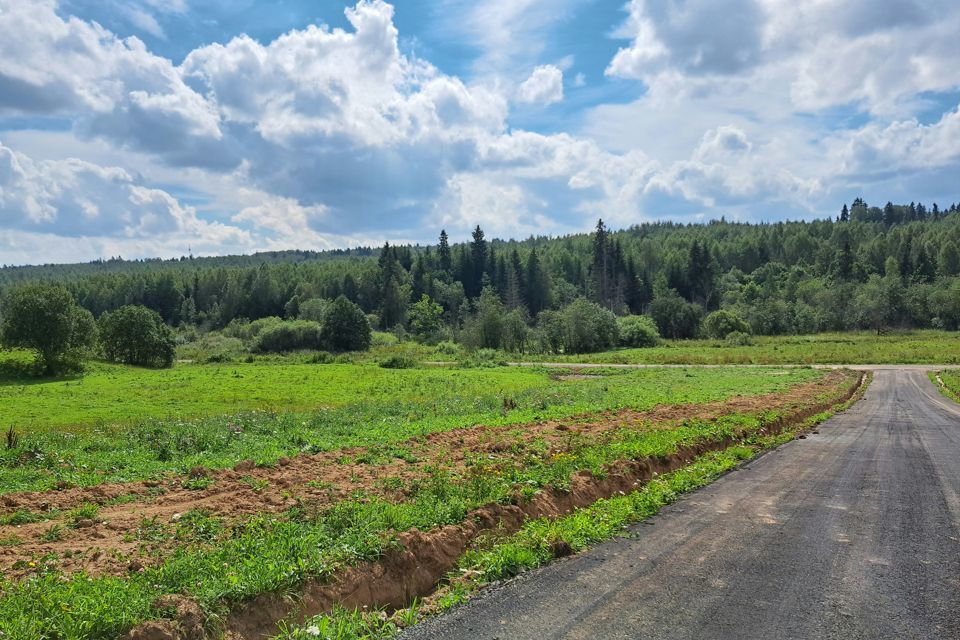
[
  {"left": 503, "top": 252, "right": 524, "bottom": 310},
  {"left": 591, "top": 219, "right": 611, "bottom": 309},
  {"left": 840, "top": 204, "right": 849, "bottom": 223},
  {"left": 438, "top": 230, "right": 452, "bottom": 277},
  {"left": 883, "top": 202, "right": 897, "bottom": 226},
  {"left": 687, "top": 240, "right": 715, "bottom": 307},
  {"left": 342, "top": 274, "right": 358, "bottom": 302},
  {"left": 524, "top": 248, "right": 550, "bottom": 315},
  {"left": 469, "top": 225, "right": 487, "bottom": 298}
]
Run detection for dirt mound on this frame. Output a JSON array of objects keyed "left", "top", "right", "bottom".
[{"left": 124, "top": 596, "right": 205, "bottom": 640}]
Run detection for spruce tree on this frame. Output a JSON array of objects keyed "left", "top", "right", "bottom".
[
  {"left": 469, "top": 225, "right": 487, "bottom": 298},
  {"left": 591, "top": 219, "right": 611, "bottom": 309},
  {"left": 438, "top": 230, "right": 452, "bottom": 276},
  {"left": 525, "top": 248, "right": 550, "bottom": 314}
]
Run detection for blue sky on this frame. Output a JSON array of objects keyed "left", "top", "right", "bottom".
[{"left": 1, "top": 0, "right": 959, "bottom": 264}]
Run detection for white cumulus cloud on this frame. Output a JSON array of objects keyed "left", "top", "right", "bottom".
[{"left": 515, "top": 65, "right": 564, "bottom": 105}]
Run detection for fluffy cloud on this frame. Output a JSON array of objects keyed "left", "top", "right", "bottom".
[
  {"left": 515, "top": 65, "right": 564, "bottom": 105},
  {"left": 831, "top": 106, "right": 960, "bottom": 179},
  {"left": 608, "top": 0, "right": 765, "bottom": 79},
  {"left": 181, "top": 5, "right": 506, "bottom": 147},
  {"left": 0, "top": 0, "right": 958, "bottom": 264},
  {"left": 608, "top": 0, "right": 960, "bottom": 115},
  {"left": 0, "top": 140, "right": 247, "bottom": 244}
]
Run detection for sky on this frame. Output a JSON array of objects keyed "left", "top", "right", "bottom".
[{"left": 1, "top": 0, "right": 959, "bottom": 265}]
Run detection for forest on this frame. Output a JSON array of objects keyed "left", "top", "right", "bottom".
[{"left": 3, "top": 199, "right": 960, "bottom": 354}]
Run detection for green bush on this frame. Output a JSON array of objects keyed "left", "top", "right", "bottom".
[
  {"left": 408, "top": 294, "right": 445, "bottom": 344},
  {"left": 461, "top": 288, "right": 506, "bottom": 350},
  {"left": 253, "top": 321, "right": 324, "bottom": 353},
  {"left": 460, "top": 348, "right": 504, "bottom": 368},
  {"left": 536, "top": 299, "right": 618, "bottom": 354},
  {"left": 434, "top": 340, "right": 462, "bottom": 356},
  {"left": 649, "top": 291, "right": 703, "bottom": 339},
  {"left": 616, "top": 315, "right": 660, "bottom": 347},
  {"left": 703, "top": 310, "right": 752, "bottom": 340},
  {"left": 99, "top": 305, "right": 176, "bottom": 368},
  {"left": 725, "top": 331, "right": 753, "bottom": 346},
  {"left": 222, "top": 317, "right": 284, "bottom": 342},
  {"left": 370, "top": 331, "right": 399, "bottom": 348},
  {"left": 180, "top": 334, "right": 245, "bottom": 363},
  {"left": 379, "top": 355, "right": 416, "bottom": 369},
  {"left": 319, "top": 296, "right": 371, "bottom": 352},
  {"left": 0, "top": 283, "right": 97, "bottom": 375}
]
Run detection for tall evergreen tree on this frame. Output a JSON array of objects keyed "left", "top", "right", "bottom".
[
  {"left": 438, "top": 230, "right": 452, "bottom": 277},
  {"left": 524, "top": 248, "right": 550, "bottom": 315},
  {"left": 591, "top": 219, "right": 612, "bottom": 309},
  {"left": 469, "top": 225, "right": 487, "bottom": 298}
]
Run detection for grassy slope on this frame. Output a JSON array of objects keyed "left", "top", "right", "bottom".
[{"left": 0, "top": 360, "right": 820, "bottom": 493}]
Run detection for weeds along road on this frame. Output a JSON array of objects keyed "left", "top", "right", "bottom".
[{"left": 402, "top": 369, "right": 960, "bottom": 640}]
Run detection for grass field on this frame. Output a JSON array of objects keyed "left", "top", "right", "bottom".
[
  {"left": 0, "top": 350, "right": 861, "bottom": 640},
  {"left": 0, "top": 352, "right": 821, "bottom": 493},
  {"left": 522, "top": 331, "right": 960, "bottom": 365}
]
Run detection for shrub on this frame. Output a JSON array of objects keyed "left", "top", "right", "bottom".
[
  {"left": 98, "top": 305, "right": 176, "bottom": 368},
  {"left": 461, "top": 288, "right": 506, "bottom": 350},
  {"left": 379, "top": 355, "right": 416, "bottom": 369},
  {"left": 558, "top": 298, "right": 618, "bottom": 354},
  {"left": 408, "top": 294, "right": 445, "bottom": 344},
  {"left": 307, "top": 351, "right": 334, "bottom": 364},
  {"left": 725, "top": 331, "right": 753, "bottom": 346},
  {"left": 533, "top": 310, "right": 565, "bottom": 354},
  {"left": 370, "top": 331, "right": 398, "bottom": 348},
  {"left": 501, "top": 309, "right": 530, "bottom": 353},
  {"left": 0, "top": 283, "right": 97, "bottom": 375},
  {"left": 222, "top": 317, "right": 285, "bottom": 342},
  {"left": 319, "top": 296, "right": 371, "bottom": 352},
  {"left": 434, "top": 340, "right": 462, "bottom": 356},
  {"left": 649, "top": 291, "right": 703, "bottom": 339},
  {"left": 616, "top": 315, "right": 660, "bottom": 347},
  {"left": 460, "top": 348, "right": 504, "bottom": 368},
  {"left": 181, "top": 334, "right": 245, "bottom": 363},
  {"left": 252, "top": 321, "right": 324, "bottom": 353},
  {"left": 702, "top": 310, "right": 751, "bottom": 340}
]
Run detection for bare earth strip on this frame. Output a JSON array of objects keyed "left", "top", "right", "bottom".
[{"left": 0, "top": 371, "right": 855, "bottom": 581}]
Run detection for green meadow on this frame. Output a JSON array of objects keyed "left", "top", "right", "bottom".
[
  {"left": 0, "top": 352, "right": 821, "bottom": 493},
  {"left": 523, "top": 331, "right": 960, "bottom": 365}
]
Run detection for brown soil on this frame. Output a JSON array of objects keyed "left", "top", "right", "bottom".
[
  {"left": 221, "top": 370, "right": 866, "bottom": 640},
  {"left": 1, "top": 371, "right": 859, "bottom": 586}
]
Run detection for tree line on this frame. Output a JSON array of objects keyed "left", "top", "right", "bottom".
[{"left": 3, "top": 199, "right": 960, "bottom": 368}]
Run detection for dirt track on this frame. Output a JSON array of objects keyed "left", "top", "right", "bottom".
[{"left": 402, "top": 369, "right": 960, "bottom": 640}]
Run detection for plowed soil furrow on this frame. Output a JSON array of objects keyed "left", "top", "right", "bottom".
[{"left": 0, "top": 370, "right": 853, "bottom": 580}]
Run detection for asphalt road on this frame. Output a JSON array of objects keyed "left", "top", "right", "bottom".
[{"left": 402, "top": 370, "right": 960, "bottom": 640}]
